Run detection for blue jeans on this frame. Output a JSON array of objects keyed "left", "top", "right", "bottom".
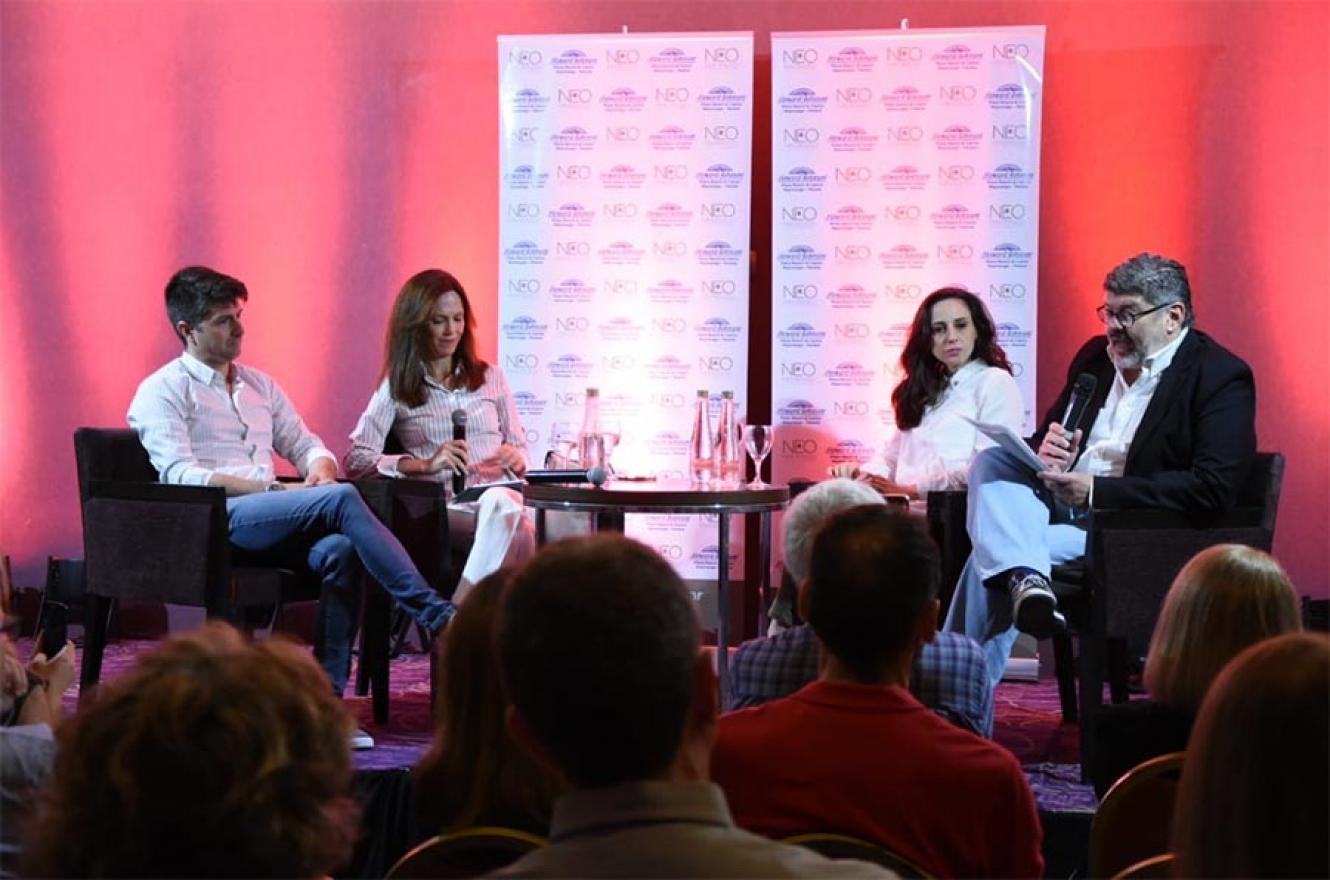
[
  {"left": 942, "top": 446, "right": 1088, "bottom": 690},
  {"left": 227, "top": 482, "right": 454, "bottom": 694}
]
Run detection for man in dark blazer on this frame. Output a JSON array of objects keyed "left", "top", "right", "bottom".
[{"left": 943, "top": 253, "right": 1257, "bottom": 689}]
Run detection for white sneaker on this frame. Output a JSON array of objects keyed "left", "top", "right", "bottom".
[
  {"left": 349, "top": 727, "right": 375, "bottom": 750},
  {"left": 1010, "top": 573, "right": 1065, "bottom": 639}
]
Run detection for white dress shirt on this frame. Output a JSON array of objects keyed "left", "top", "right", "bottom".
[
  {"left": 344, "top": 365, "right": 527, "bottom": 487},
  {"left": 866, "top": 359, "right": 1025, "bottom": 495},
  {"left": 126, "top": 352, "right": 335, "bottom": 485},
  {"left": 1074, "top": 328, "right": 1189, "bottom": 479}
]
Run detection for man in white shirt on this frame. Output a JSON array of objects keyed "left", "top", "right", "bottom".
[
  {"left": 127, "top": 267, "right": 456, "bottom": 736},
  {"left": 943, "top": 253, "right": 1257, "bottom": 689}
]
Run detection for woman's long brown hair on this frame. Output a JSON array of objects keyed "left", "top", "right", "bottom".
[{"left": 384, "top": 269, "right": 487, "bottom": 406}]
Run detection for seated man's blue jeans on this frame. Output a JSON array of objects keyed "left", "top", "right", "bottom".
[
  {"left": 942, "top": 446, "right": 1088, "bottom": 691},
  {"left": 226, "top": 482, "right": 454, "bottom": 694}
]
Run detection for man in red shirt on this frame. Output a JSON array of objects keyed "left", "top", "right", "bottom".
[{"left": 712, "top": 506, "right": 1044, "bottom": 878}]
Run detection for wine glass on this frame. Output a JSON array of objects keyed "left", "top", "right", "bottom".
[
  {"left": 547, "top": 422, "right": 578, "bottom": 468},
  {"left": 742, "top": 424, "right": 774, "bottom": 489},
  {"left": 600, "top": 420, "right": 622, "bottom": 471}
]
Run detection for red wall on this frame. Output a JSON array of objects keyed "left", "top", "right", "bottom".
[{"left": 2, "top": 1, "right": 1326, "bottom": 595}]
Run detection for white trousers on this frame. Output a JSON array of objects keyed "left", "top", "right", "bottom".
[{"left": 447, "top": 487, "right": 536, "bottom": 604}]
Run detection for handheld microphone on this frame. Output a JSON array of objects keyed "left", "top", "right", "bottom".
[
  {"left": 1061, "top": 373, "right": 1099, "bottom": 435},
  {"left": 450, "top": 409, "right": 467, "bottom": 496},
  {"left": 524, "top": 467, "right": 609, "bottom": 487}
]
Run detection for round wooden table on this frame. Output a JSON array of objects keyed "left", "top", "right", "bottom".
[{"left": 523, "top": 479, "right": 790, "bottom": 705}]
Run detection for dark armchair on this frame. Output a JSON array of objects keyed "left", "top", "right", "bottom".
[{"left": 73, "top": 427, "right": 321, "bottom": 695}]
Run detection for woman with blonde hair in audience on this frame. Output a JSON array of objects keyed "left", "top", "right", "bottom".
[
  {"left": 414, "top": 569, "right": 562, "bottom": 835},
  {"left": 1090, "top": 543, "right": 1301, "bottom": 796},
  {"left": 23, "top": 623, "right": 359, "bottom": 878},
  {"left": 1172, "top": 632, "right": 1328, "bottom": 878}
]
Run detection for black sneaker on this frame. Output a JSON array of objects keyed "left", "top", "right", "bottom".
[{"left": 1010, "top": 572, "right": 1065, "bottom": 639}]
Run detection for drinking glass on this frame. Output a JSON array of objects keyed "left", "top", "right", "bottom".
[
  {"left": 742, "top": 424, "right": 774, "bottom": 489},
  {"left": 600, "top": 420, "right": 622, "bottom": 470},
  {"left": 547, "top": 422, "right": 578, "bottom": 468}
]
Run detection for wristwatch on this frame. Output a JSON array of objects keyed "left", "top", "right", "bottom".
[{"left": 265, "top": 481, "right": 285, "bottom": 492}]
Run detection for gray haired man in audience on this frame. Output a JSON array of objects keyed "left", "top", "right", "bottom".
[
  {"left": 728, "top": 479, "right": 994, "bottom": 735},
  {"left": 494, "top": 535, "right": 892, "bottom": 878}
]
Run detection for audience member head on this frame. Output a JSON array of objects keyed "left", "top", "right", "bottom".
[
  {"left": 1172, "top": 633, "right": 1329, "bottom": 878},
  {"left": 782, "top": 478, "right": 884, "bottom": 582},
  {"left": 803, "top": 505, "right": 941, "bottom": 683},
  {"left": 1104, "top": 252, "right": 1193, "bottom": 327},
  {"left": 1144, "top": 544, "right": 1301, "bottom": 712},
  {"left": 164, "top": 265, "right": 248, "bottom": 346},
  {"left": 498, "top": 535, "right": 709, "bottom": 789},
  {"left": 415, "top": 569, "right": 561, "bottom": 832},
  {"left": 24, "top": 623, "right": 359, "bottom": 878},
  {"left": 893, "top": 287, "right": 1011, "bottom": 430},
  {"left": 384, "top": 268, "right": 486, "bottom": 405}
]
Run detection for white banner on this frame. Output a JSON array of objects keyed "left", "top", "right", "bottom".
[
  {"left": 770, "top": 27, "right": 1045, "bottom": 487},
  {"left": 497, "top": 33, "right": 755, "bottom": 585}
]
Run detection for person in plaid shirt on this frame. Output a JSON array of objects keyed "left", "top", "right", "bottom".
[{"left": 727, "top": 479, "right": 993, "bottom": 736}]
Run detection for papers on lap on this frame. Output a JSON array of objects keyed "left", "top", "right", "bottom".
[{"left": 962, "top": 416, "right": 1049, "bottom": 473}]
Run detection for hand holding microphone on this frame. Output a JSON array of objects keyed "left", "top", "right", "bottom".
[{"left": 1038, "top": 373, "right": 1097, "bottom": 472}]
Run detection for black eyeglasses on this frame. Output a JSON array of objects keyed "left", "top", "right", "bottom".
[{"left": 1095, "top": 302, "right": 1176, "bottom": 328}]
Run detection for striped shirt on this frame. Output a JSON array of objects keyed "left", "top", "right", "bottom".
[
  {"left": 127, "top": 353, "right": 336, "bottom": 485},
  {"left": 344, "top": 365, "right": 527, "bottom": 490}
]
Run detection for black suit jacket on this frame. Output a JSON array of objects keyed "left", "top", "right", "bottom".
[{"left": 1033, "top": 330, "right": 1256, "bottom": 520}]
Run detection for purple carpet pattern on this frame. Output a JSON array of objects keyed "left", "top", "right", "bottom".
[{"left": 53, "top": 637, "right": 1099, "bottom": 815}]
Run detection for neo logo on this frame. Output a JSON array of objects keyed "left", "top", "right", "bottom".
[
  {"left": 989, "top": 204, "right": 1027, "bottom": 220},
  {"left": 652, "top": 317, "right": 687, "bottom": 334},
  {"left": 705, "top": 47, "right": 740, "bottom": 64},
  {"left": 556, "top": 241, "right": 590, "bottom": 256},
  {"left": 655, "top": 87, "right": 690, "bottom": 103},
  {"left": 508, "top": 49, "right": 543, "bottom": 66},
  {"left": 504, "top": 354, "right": 539, "bottom": 370},
  {"left": 603, "top": 354, "right": 636, "bottom": 371},
  {"left": 604, "top": 279, "right": 637, "bottom": 294},
  {"left": 555, "top": 317, "right": 589, "bottom": 332},
  {"left": 883, "top": 204, "right": 922, "bottom": 220},
  {"left": 992, "top": 124, "right": 1028, "bottom": 140},
  {"left": 603, "top": 203, "right": 638, "bottom": 219},
  {"left": 652, "top": 392, "right": 686, "bottom": 408},
  {"left": 701, "top": 203, "right": 737, "bottom": 219},
  {"left": 781, "top": 48, "right": 819, "bottom": 65},
  {"left": 782, "top": 206, "right": 818, "bottom": 222},
  {"left": 555, "top": 392, "right": 586, "bottom": 408},
  {"left": 885, "top": 126, "right": 924, "bottom": 142},
  {"left": 939, "top": 85, "right": 977, "bottom": 102},
  {"left": 835, "top": 245, "right": 871, "bottom": 261},
  {"left": 702, "top": 280, "right": 736, "bottom": 296},
  {"left": 783, "top": 128, "right": 820, "bottom": 144},
  {"left": 507, "top": 278, "right": 541, "bottom": 295},
  {"left": 937, "top": 244, "right": 975, "bottom": 260},
  {"left": 704, "top": 125, "right": 739, "bottom": 142},
  {"left": 836, "top": 166, "right": 872, "bottom": 182},
  {"left": 507, "top": 203, "right": 540, "bottom": 219},
  {"left": 557, "top": 164, "right": 591, "bottom": 180},
  {"left": 782, "top": 438, "right": 820, "bottom": 454},
  {"left": 780, "top": 361, "right": 817, "bottom": 378},
  {"left": 654, "top": 164, "right": 688, "bottom": 180},
  {"left": 834, "top": 400, "right": 870, "bottom": 415},
  {"left": 993, "top": 43, "right": 1031, "bottom": 59},
  {"left": 938, "top": 164, "right": 976, "bottom": 181},
  {"left": 605, "top": 126, "right": 640, "bottom": 142},
  {"left": 513, "top": 127, "right": 539, "bottom": 143},
  {"left": 558, "top": 88, "right": 592, "bottom": 104},
  {"left": 887, "top": 283, "right": 922, "bottom": 299},
  {"left": 884, "top": 46, "right": 923, "bottom": 62},
  {"left": 834, "top": 323, "right": 870, "bottom": 339},
  {"left": 698, "top": 356, "right": 735, "bottom": 372},
  {"left": 837, "top": 87, "right": 873, "bottom": 105},
  {"left": 606, "top": 48, "right": 640, "bottom": 64},
  {"left": 656, "top": 544, "right": 684, "bottom": 560},
  {"left": 782, "top": 284, "right": 818, "bottom": 300},
  {"left": 989, "top": 283, "right": 1027, "bottom": 300},
  {"left": 653, "top": 241, "right": 688, "bottom": 257}
]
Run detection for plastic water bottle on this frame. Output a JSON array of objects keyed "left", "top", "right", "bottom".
[
  {"left": 714, "top": 390, "right": 742, "bottom": 485},
  {"left": 689, "top": 389, "right": 714, "bottom": 484},
  {"left": 578, "top": 387, "right": 604, "bottom": 469}
]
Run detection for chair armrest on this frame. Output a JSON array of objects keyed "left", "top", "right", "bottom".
[
  {"left": 1091, "top": 506, "right": 1265, "bottom": 533},
  {"left": 352, "top": 479, "right": 452, "bottom": 592},
  {"left": 87, "top": 480, "right": 225, "bottom": 505}
]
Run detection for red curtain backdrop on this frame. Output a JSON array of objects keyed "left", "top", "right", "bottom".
[{"left": 2, "top": 1, "right": 1326, "bottom": 595}]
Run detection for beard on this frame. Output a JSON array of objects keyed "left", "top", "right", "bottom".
[{"left": 1107, "top": 332, "right": 1144, "bottom": 371}]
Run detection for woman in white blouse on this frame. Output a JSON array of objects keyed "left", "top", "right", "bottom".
[
  {"left": 345, "top": 269, "right": 532, "bottom": 595},
  {"left": 830, "top": 287, "right": 1024, "bottom": 498}
]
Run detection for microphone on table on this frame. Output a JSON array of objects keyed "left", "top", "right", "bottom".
[
  {"left": 524, "top": 467, "right": 608, "bottom": 488},
  {"left": 1058, "top": 373, "right": 1098, "bottom": 469},
  {"left": 451, "top": 409, "right": 467, "bottom": 497}
]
